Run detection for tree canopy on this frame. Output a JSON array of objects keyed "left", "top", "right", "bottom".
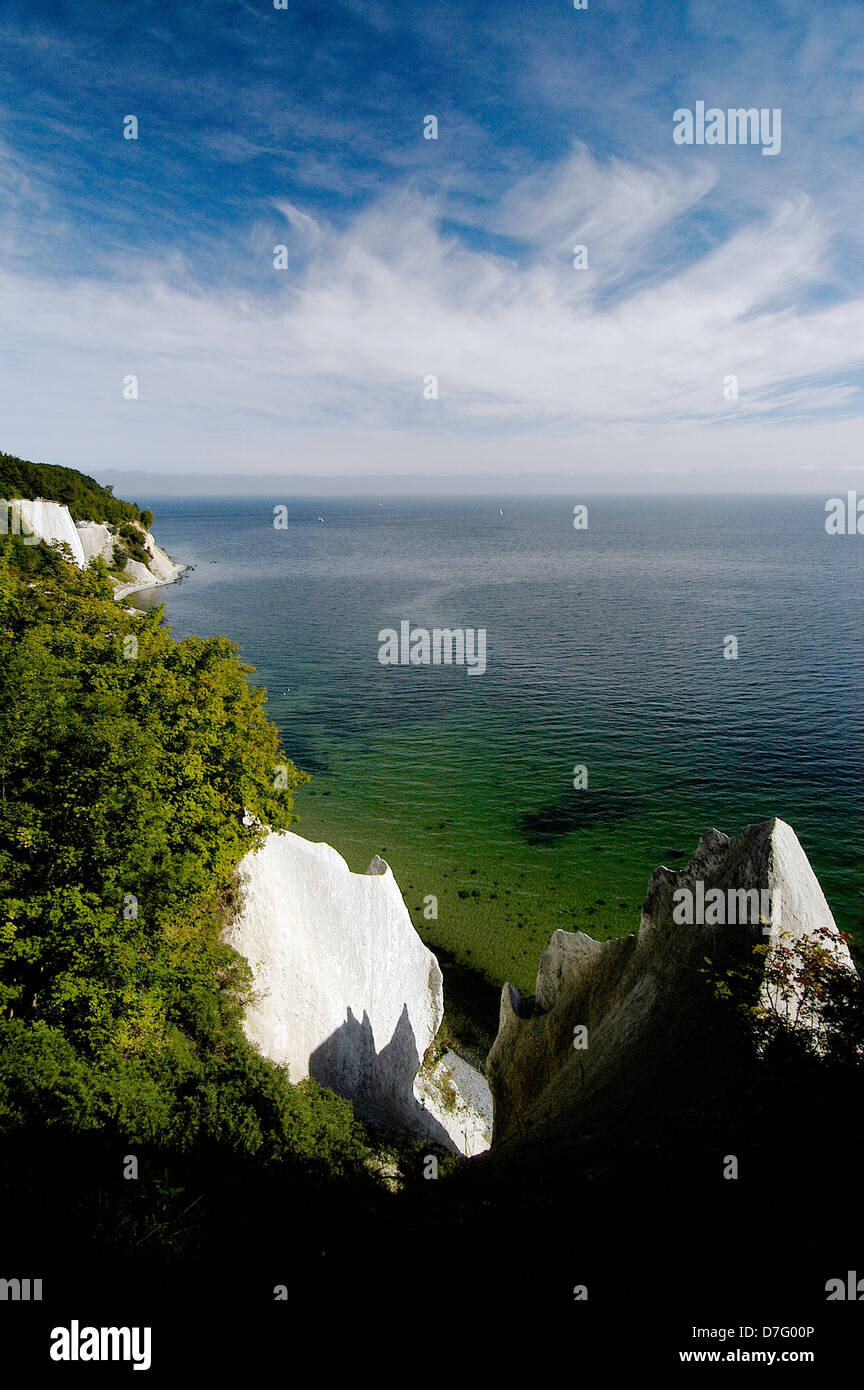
[
  {"left": 0, "top": 449, "right": 143, "bottom": 525},
  {"left": 0, "top": 537, "right": 372, "bottom": 1180}
]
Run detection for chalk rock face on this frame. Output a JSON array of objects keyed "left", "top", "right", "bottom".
[
  {"left": 225, "top": 832, "right": 454, "bottom": 1145},
  {"left": 8, "top": 499, "right": 86, "bottom": 567},
  {"left": 487, "top": 818, "right": 854, "bottom": 1158},
  {"left": 141, "top": 530, "right": 179, "bottom": 583},
  {"left": 78, "top": 520, "right": 180, "bottom": 594},
  {"left": 76, "top": 520, "right": 115, "bottom": 565},
  {"left": 6, "top": 503, "right": 180, "bottom": 593},
  {"left": 414, "top": 1048, "right": 494, "bottom": 1156},
  {"left": 121, "top": 560, "right": 156, "bottom": 586}
]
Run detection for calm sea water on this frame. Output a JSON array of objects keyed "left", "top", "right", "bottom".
[{"left": 132, "top": 496, "right": 864, "bottom": 993}]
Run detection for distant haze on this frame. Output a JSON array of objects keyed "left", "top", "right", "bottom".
[{"left": 94, "top": 465, "right": 864, "bottom": 501}]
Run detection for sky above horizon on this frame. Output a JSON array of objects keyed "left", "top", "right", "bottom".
[{"left": 1, "top": 0, "right": 864, "bottom": 490}]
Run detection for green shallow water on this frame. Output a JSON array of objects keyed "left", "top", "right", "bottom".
[
  {"left": 135, "top": 494, "right": 864, "bottom": 997},
  {"left": 293, "top": 722, "right": 719, "bottom": 993}
]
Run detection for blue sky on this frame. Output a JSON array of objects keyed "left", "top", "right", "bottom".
[{"left": 1, "top": 0, "right": 864, "bottom": 487}]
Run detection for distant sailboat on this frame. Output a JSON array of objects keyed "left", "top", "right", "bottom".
[{"left": 499, "top": 508, "right": 504, "bottom": 515}]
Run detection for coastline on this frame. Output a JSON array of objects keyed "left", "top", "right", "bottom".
[
  {"left": 113, "top": 562, "right": 187, "bottom": 603},
  {"left": 133, "top": 495, "right": 864, "bottom": 975}
]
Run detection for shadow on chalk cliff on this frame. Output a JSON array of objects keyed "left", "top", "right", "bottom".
[{"left": 310, "top": 1003, "right": 456, "bottom": 1152}]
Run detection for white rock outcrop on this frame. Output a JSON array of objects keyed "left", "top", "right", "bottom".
[
  {"left": 76, "top": 519, "right": 115, "bottom": 565},
  {"left": 414, "top": 1048, "right": 494, "bottom": 1156},
  {"left": 226, "top": 831, "right": 463, "bottom": 1147},
  {"left": 140, "top": 528, "right": 178, "bottom": 583},
  {"left": 5, "top": 499, "right": 181, "bottom": 595},
  {"left": 486, "top": 818, "right": 856, "bottom": 1157},
  {"left": 77, "top": 519, "right": 181, "bottom": 596},
  {"left": 8, "top": 498, "right": 86, "bottom": 567}
]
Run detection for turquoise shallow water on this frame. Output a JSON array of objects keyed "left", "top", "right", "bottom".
[{"left": 132, "top": 495, "right": 864, "bottom": 993}]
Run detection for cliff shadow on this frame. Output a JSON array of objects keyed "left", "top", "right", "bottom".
[{"left": 309, "top": 1004, "right": 456, "bottom": 1151}]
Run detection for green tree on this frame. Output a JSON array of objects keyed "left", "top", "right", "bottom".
[
  {"left": 0, "top": 450, "right": 143, "bottom": 525},
  {"left": 0, "top": 545, "right": 373, "bottom": 1184}
]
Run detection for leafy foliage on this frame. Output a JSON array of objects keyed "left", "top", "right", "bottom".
[
  {"left": 0, "top": 449, "right": 142, "bottom": 525},
  {"left": 0, "top": 530, "right": 78, "bottom": 582},
  {"left": 701, "top": 925, "right": 864, "bottom": 1066},
  {"left": 116, "top": 521, "right": 151, "bottom": 567},
  {"left": 0, "top": 541, "right": 374, "bottom": 1185}
]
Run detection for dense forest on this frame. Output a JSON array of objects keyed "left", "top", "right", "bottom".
[
  {"left": 0, "top": 449, "right": 147, "bottom": 526},
  {"left": 0, "top": 518, "right": 389, "bottom": 1259}
]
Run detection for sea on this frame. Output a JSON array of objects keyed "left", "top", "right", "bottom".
[{"left": 131, "top": 495, "right": 864, "bottom": 996}]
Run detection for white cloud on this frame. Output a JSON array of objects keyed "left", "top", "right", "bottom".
[
  {"left": 476, "top": 143, "right": 718, "bottom": 271},
  {"left": 1, "top": 146, "right": 863, "bottom": 483},
  {"left": 271, "top": 199, "right": 322, "bottom": 248}
]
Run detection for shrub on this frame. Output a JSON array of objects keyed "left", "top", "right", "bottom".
[
  {"left": 0, "top": 544, "right": 374, "bottom": 1192},
  {"left": 702, "top": 925, "right": 864, "bottom": 1066}
]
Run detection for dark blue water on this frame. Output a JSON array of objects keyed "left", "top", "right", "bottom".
[{"left": 132, "top": 496, "right": 864, "bottom": 990}]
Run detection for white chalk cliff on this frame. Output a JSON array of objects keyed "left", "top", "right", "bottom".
[
  {"left": 486, "top": 817, "right": 856, "bottom": 1159},
  {"left": 226, "top": 831, "right": 491, "bottom": 1153},
  {"left": 414, "top": 1046, "right": 494, "bottom": 1156},
  {"left": 7, "top": 498, "right": 181, "bottom": 595},
  {"left": 77, "top": 517, "right": 181, "bottom": 595},
  {"left": 9, "top": 498, "right": 87, "bottom": 567},
  {"left": 226, "top": 819, "right": 851, "bottom": 1161}
]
